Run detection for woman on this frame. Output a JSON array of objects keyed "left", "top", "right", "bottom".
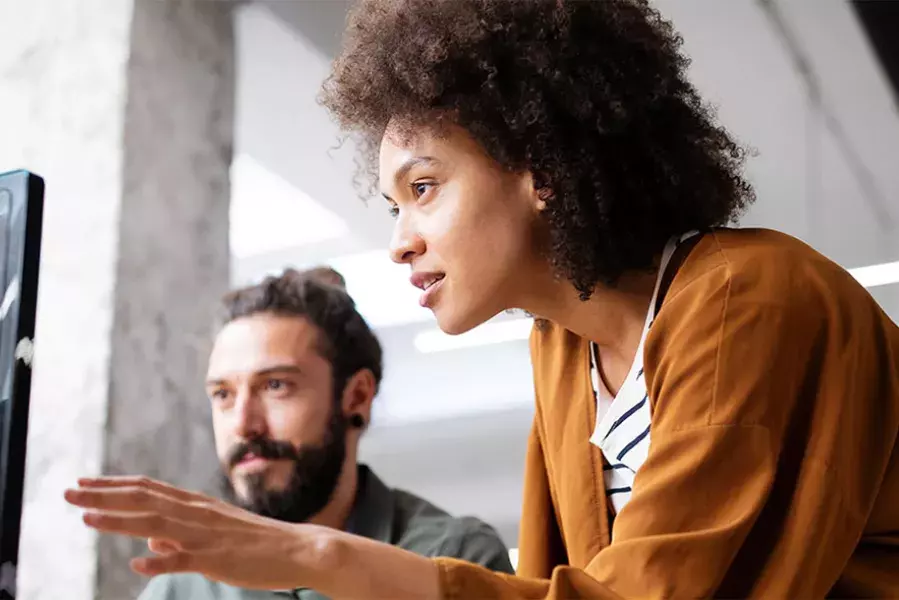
[{"left": 65, "top": 0, "right": 899, "bottom": 597}]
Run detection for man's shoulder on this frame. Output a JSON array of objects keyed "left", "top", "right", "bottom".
[
  {"left": 138, "top": 573, "right": 263, "bottom": 600},
  {"left": 389, "top": 488, "right": 514, "bottom": 572},
  {"left": 391, "top": 486, "right": 485, "bottom": 544},
  {"left": 393, "top": 488, "right": 494, "bottom": 540}
]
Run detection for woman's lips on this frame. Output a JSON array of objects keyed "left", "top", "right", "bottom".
[
  {"left": 418, "top": 275, "right": 445, "bottom": 308},
  {"left": 410, "top": 271, "right": 446, "bottom": 308}
]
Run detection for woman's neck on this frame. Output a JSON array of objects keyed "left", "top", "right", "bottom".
[{"left": 521, "top": 269, "right": 658, "bottom": 394}]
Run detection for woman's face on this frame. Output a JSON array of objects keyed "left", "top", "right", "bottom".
[{"left": 380, "top": 124, "right": 546, "bottom": 334}]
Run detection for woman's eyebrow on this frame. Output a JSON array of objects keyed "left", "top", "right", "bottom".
[
  {"left": 382, "top": 156, "right": 441, "bottom": 200},
  {"left": 394, "top": 156, "right": 440, "bottom": 185}
]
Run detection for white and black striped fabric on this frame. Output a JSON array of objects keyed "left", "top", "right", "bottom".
[{"left": 588, "top": 232, "right": 698, "bottom": 516}]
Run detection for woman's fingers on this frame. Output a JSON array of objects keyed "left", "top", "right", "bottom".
[
  {"left": 131, "top": 548, "right": 235, "bottom": 578},
  {"left": 65, "top": 486, "right": 221, "bottom": 525},
  {"left": 131, "top": 550, "right": 194, "bottom": 577},
  {"left": 148, "top": 537, "right": 182, "bottom": 554},
  {"left": 82, "top": 511, "right": 209, "bottom": 547},
  {"left": 76, "top": 476, "right": 203, "bottom": 503}
]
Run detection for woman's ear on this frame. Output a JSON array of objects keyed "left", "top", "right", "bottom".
[
  {"left": 536, "top": 187, "right": 554, "bottom": 211},
  {"left": 532, "top": 172, "right": 554, "bottom": 211}
]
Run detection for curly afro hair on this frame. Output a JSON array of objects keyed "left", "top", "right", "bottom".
[{"left": 320, "top": 0, "right": 755, "bottom": 298}]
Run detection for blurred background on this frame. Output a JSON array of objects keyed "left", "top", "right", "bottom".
[{"left": 2, "top": 0, "right": 898, "bottom": 598}]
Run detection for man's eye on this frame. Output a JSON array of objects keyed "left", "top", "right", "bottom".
[
  {"left": 266, "top": 379, "right": 294, "bottom": 394},
  {"left": 210, "top": 389, "right": 229, "bottom": 401}
]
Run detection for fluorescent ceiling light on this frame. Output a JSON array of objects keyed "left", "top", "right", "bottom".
[
  {"left": 415, "top": 318, "right": 532, "bottom": 354},
  {"left": 295, "top": 254, "right": 897, "bottom": 338},
  {"left": 245, "top": 247, "right": 434, "bottom": 330},
  {"left": 230, "top": 153, "right": 349, "bottom": 259},
  {"left": 409, "top": 259, "right": 898, "bottom": 353},
  {"left": 848, "top": 261, "right": 899, "bottom": 288}
]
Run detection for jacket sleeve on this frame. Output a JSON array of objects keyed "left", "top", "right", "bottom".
[{"left": 433, "top": 264, "right": 886, "bottom": 599}]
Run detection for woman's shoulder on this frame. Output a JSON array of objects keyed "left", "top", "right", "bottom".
[
  {"left": 641, "top": 227, "right": 899, "bottom": 441},
  {"left": 651, "top": 227, "right": 898, "bottom": 382},
  {"left": 527, "top": 227, "right": 854, "bottom": 369},
  {"left": 668, "top": 227, "right": 870, "bottom": 315}
]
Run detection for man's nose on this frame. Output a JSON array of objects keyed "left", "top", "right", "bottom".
[{"left": 233, "top": 391, "right": 267, "bottom": 440}]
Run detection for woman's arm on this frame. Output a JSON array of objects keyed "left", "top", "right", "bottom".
[
  {"left": 312, "top": 528, "right": 442, "bottom": 599},
  {"left": 65, "top": 248, "right": 895, "bottom": 599},
  {"left": 64, "top": 474, "right": 619, "bottom": 599},
  {"left": 64, "top": 477, "right": 441, "bottom": 598}
]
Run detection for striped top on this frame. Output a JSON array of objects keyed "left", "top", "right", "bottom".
[{"left": 589, "top": 232, "right": 697, "bottom": 516}]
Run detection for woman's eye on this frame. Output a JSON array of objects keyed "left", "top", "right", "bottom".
[
  {"left": 411, "top": 181, "right": 434, "bottom": 198},
  {"left": 387, "top": 204, "right": 399, "bottom": 218}
]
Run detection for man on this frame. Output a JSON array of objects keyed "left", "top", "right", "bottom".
[{"left": 138, "top": 267, "right": 513, "bottom": 600}]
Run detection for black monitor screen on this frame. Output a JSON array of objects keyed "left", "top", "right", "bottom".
[{"left": 0, "top": 171, "right": 43, "bottom": 599}]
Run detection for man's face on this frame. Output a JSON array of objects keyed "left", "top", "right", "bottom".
[{"left": 206, "top": 313, "right": 346, "bottom": 523}]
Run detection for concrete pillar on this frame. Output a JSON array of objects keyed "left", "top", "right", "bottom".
[{"left": 0, "top": 1, "right": 234, "bottom": 598}]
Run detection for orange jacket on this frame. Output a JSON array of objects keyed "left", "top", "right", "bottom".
[{"left": 435, "top": 229, "right": 899, "bottom": 598}]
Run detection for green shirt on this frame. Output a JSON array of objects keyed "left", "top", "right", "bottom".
[{"left": 138, "top": 465, "right": 514, "bottom": 600}]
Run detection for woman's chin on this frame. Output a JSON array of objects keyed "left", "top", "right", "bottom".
[
  {"left": 433, "top": 304, "right": 498, "bottom": 336},
  {"left": 436, "top": 321, "right": 471, "bottom": 336}
]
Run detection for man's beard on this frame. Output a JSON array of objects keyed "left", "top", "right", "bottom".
[{"left": 220, "top": 406, "right": 347, "bottom": 523}]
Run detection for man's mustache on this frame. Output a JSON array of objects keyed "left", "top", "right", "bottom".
[{"left": 226, "top": 437, "right": 299, "bottom": 469}]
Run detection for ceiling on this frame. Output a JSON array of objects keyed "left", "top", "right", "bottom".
[{"left": 232, "top": 0, "right": 899, "bottom": 546}]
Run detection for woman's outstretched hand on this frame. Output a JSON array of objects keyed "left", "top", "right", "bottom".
[{"left": 63, "top": 476, "right": 334, "bottom": 591}]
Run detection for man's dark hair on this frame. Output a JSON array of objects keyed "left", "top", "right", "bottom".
[
  {"left": 320, "top": 0, "right": 755, "bottom": 298},
  {"left": 304, "top": 266, "right": 348, "bottom": 290},
  {"left": 218, "top": 268, "right": 383, "bottom": 398}
]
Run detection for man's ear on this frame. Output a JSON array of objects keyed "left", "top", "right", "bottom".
[{"left": 340, "top": 369, "right": 376, "bottom": 428}]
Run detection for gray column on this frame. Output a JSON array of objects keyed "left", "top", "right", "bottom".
[
  {"left": 1, "top": 1, "right": 235, "bottom": 599},
  {"left": 99, "top": 1, "right": 234, "bottom": 598}
]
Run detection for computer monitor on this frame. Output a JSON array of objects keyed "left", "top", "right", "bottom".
[{"left": 0, "top": 171, "right": 43, "bottom": 599}]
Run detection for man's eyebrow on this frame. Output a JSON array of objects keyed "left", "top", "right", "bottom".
[
  {"left": 205, "top": 365, "right": 304, "bottom": 386},
  {"left": 254, "top": 365, "right": 304, "bottom": 377},
  {"left": 382, "top": 156, "right": 440, "bottom": 200}
]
